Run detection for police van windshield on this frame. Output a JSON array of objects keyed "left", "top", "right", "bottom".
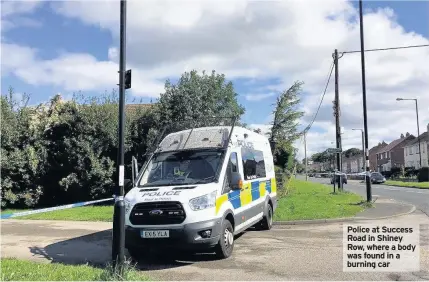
[{"left": 139, "top": 149, "right": 225, "bottom": 187}]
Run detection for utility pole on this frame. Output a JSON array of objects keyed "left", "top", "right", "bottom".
[
  {"left": 359, "top": 0, "right": 372, "bottom": 202},
  {"left": 360, "top": 130, "right": 365, "bottom": 172},
  {"left": 304, "top": 130, "right": 308, "bottom": 181},
  {"left": 396, "top": 98, "right": 422, "bottom": 168},
  {"left": 112, "top": 0, "right": 127, "bottom": 269},
  {"left": 415, "top": 99, "right": 422, "bottom": 168},
  {"left": 333, "top": 49, "right": 343, "bottom": 190}
]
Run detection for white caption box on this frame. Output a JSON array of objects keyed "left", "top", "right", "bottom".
[{"left": 343, "top": 223, "right": 420, "bottom": 272}]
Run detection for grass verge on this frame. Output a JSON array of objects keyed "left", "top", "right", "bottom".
[
  {"left": 384, "top": 180, "right": 429, "bottom": 189},
  {"left": 274, "top": 178, "right": 365, "bottom": 221},
  {"left": 0, "top": 258, "right": 150, "bottom": 281},
  {"left": 1, "top": 205, "right": 113, "bottom": 222}
]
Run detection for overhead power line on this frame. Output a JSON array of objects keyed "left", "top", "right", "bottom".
[
  {"left": 304, "top": 60, "right": 335, "bottom": 133},
  {"left": 341, "top": 44, "right": 429, "bottom": 54}
]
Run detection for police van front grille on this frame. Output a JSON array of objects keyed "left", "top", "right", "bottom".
[{"left": 129, "top": 201, "right": 186, "bottom": 225}]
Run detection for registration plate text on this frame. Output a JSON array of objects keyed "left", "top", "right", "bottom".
[{"left": 141, "top": 230, "right": 169, "bottom": 238}]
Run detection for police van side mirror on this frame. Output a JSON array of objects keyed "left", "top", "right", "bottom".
[
  {"left": 131, "top": 156, "right": 139, "bottom": 187},
  {"left": 230, "top": 172, "right": 243, "bottom": 190}
]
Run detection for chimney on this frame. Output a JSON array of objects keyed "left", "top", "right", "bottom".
[
  {"left": 406, "top": 132, "right": 410, "bottom": 137},
  {"left": 400, "top": 133, "right": 404, "bottom": 138},
  {"left": 427, "top": 123, "right": 429, "bottom": 133}
]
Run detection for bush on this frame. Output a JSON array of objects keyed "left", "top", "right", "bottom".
[{"left": 418, "top": 167, "right": 429, "bottom": 182}]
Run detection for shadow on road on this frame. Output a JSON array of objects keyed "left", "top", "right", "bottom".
[{"left": 28, "top": 229, "right": 248, "bottom": 272}]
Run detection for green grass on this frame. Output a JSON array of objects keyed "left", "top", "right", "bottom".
[
  {"left": 0, "top": 258, "right": 150, "bottom": 281},
  {"left": 274, "top": 178, "right": 365, "bottom": 221},
  {"left": 1, "top": 205, "right": 113, "bottom": 221},
  {"left": 384, "top": 180, "right": 429, "bottom": 189}
]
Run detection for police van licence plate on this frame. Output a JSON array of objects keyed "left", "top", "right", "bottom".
[{"left": 141, "top": 230, "right": 169, "bottom": 238}]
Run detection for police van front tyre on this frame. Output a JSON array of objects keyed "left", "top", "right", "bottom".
[
  {"left": 260, "top": 204, "right": 273, "bottom": 230},
  {"left": 214, "top": 219, "right": 234, "bottom": 259}
]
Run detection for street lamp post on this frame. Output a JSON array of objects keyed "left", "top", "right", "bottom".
[
  {"left": 358, "top": 0, "right": 372, "bottom": 202},
  {"left": 352, "top": 129, "right": 365, "bottom": 172},
  {"left": 396, "top": 98, "right": 421, "bottom": 168}
]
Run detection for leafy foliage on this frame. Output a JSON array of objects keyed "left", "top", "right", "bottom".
[
  {"left": 1, "top": 70, "right": 250, "bottom": 208},
  {"left": 1, "top": 89, "right": 45, "bottom": 208},
  {"left": 267, "top": 81, "right": 305, "bottom": 170}
]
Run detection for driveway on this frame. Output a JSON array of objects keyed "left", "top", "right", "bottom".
[{"left": 2, "top": 213, "right": 429, "bottom": 281}]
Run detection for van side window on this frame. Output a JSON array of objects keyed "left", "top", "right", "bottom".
[
  {"left": 223, "top": 152, "right": 239, "bottom": 194},
  {"left": 241, "top": 147, "right": 266, "bottom": 180}
]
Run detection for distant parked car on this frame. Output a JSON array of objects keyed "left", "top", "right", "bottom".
[
  {"left": 370, "top": 172, "right": 386, "bottom": 184},
  {"left": 330, "top": 172, "right": 347, "bottom": 184}
]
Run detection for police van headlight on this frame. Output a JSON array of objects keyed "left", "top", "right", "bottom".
[
  {"left": 124, "top": 199, "right": 132, "bottom": 214},
  {"left": 189, "top": 191, "right": 217, "bottom": 211}
]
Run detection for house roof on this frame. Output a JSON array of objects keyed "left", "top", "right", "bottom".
[
  {"left": 403, "top": 132, "right": 428, "bottom": 147},
  {"left": 369, "top": 142, "right": 388, "bottom": 155},
  {"left": 378, "top": 135, "right": 414, "bottom": 153}
]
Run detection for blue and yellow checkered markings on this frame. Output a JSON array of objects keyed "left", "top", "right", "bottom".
[
  {"left": 228, "top": 190, "right": 241, "bottom": 209},
  {"left": 215, "top": 178, "right": 276, "bottom": 214},
  {"left": 251, "top": 181, "right": 260, "bottom": 201},
  {"left": 266, "top": 180, "right": 272, "bottom": 194}
]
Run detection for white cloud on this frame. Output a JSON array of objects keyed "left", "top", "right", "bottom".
[
  {"left": 245, "top": 92, "right": 276, "bottom": 101},
  {"left": 2, "top": 0, "right": 429, "bottom": 161},
  {"left": 1, "top": 0, "right": 43, "bottom": 31}
]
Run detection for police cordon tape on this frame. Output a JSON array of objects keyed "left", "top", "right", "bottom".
[{"left": 1, "top": 197, "right": 114, "bottom": 219}]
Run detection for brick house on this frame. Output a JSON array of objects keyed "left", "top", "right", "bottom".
[
  {"left": 403, "top": 123, "right": 429, "bottom": 168},
  {"left": 376, "top": 133, "right": 415, "bottom": 172},
  {"left": 369, "top": 141, "right": 388, "bottom": 171}
]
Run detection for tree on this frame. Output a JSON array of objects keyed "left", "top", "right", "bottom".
[
  {"left": 269, "top": 81, "right": 305, "bottom": 147},
  {"left": 1, "top": 89, "right": 45, "bottom": 208},
  {"left": 268, "top": 81, "right": 305, "bottom": 168},
  {"left": 342, "top": 148, "right": 362, "bottom": 158},
  {"left": 155, "top": 70, "right": 245, "bottom": 129}
]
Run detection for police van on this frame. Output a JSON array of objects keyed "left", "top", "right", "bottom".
[{"left": 124, "top": 125, "right": 277, "bottom": 259}]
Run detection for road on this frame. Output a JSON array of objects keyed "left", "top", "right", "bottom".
[
  {"left": 306, "top": 176, "right": 429, "bottom": 216},
  {"left": 2, "top": 215, "right": 429, "bottom": 280}
]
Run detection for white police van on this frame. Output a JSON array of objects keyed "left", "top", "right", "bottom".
[{"left": 124, "top": 125, "right": 277, "bottom": 259}]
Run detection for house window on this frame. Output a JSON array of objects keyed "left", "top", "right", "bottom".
[{"left": 405, "top": 149, "right": 408, "bottom": 156}]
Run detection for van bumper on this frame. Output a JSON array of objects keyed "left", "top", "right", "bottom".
[{"left": 125, "top": 218, "right": 222, "bottom": 251}]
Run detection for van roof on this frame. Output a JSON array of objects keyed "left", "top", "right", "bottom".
[{"left": 156, "top": 126, "right": 269, "bottom": 153}]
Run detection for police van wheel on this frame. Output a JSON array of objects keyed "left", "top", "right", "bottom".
[
  {"left": 260, "top": 204, "right": 273, "bottom": 230},
  {"left": 215, "top": 219, "right": 234, "bottom": 259}
]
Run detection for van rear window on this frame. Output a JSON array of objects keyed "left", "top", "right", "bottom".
[{"left": 241, "top": 147, "right": 266, "bottom": 180}]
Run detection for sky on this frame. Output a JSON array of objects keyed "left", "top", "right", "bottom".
[{"left": 1, "top": 0, "right": 429, "bottom": 161}]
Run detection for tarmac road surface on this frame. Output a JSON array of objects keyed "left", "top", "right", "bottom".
[
  {"left": 306, "top": 176, "right": 429, "bottom": 216},
  {"left": 2, "top": 213, "right": 429, "bottom": 281}
]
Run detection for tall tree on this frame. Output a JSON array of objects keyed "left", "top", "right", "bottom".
[
  {"left": 269, "top": 81, "right": 305, "bottom": 147},
  {"left": 156, "top": 70, "right": 245, "bottom": 129},
  {"left": 268, "top": 81, "right": 305, "bottom": 168}
]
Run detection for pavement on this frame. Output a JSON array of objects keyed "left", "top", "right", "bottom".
[{"left": 2, "top": 201, "right": 429, "bottom": 280}]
